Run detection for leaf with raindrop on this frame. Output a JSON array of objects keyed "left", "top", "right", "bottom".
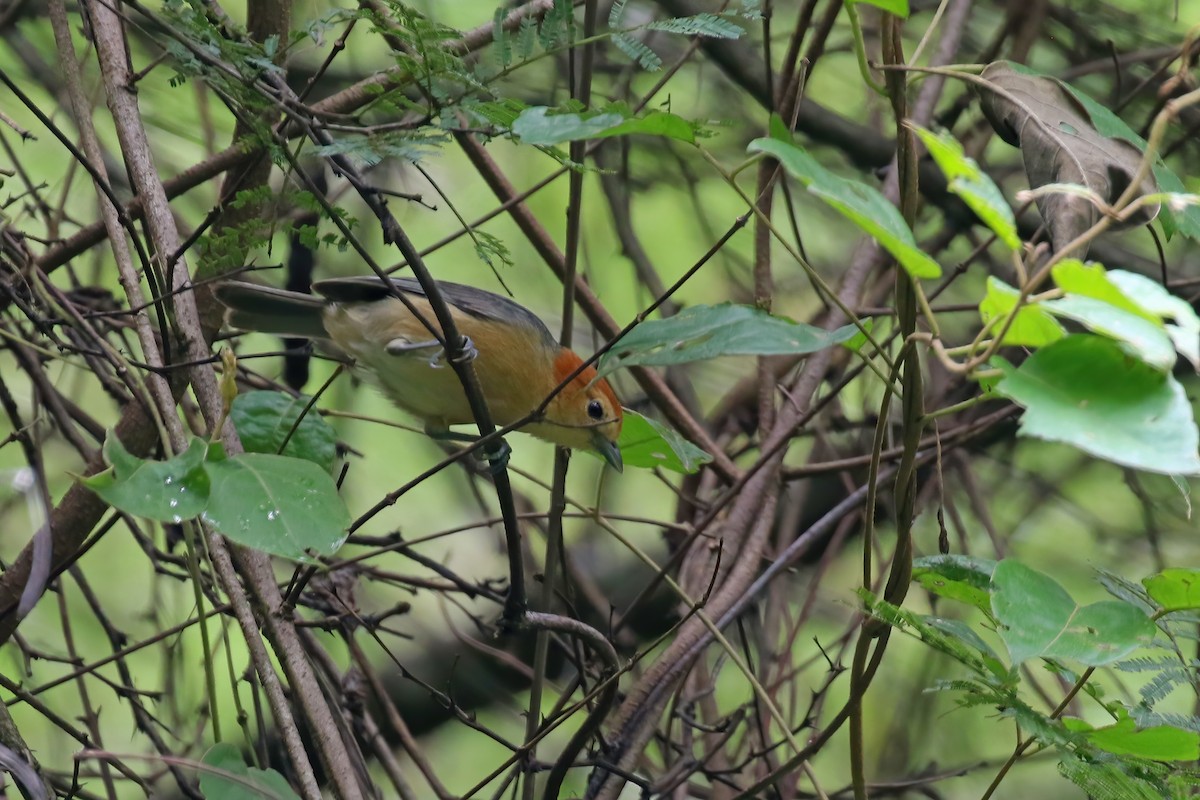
[
  {"left": 202, "top": 447, "right": 350, "bottom": 560},
  {"left": 81, "top": 433, "right": 350, "bottom": 559},
  {"left": 82, "top": 433, "right": 210, "bottom": 523}
]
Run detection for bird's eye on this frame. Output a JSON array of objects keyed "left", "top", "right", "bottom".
[{"left": 587, "top": 399, "right": 604, "bottom": 420}]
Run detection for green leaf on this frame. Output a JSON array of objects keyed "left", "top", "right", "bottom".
[
  {"left": 615, "top": 410, "right": 711, "bottom": 473},
  {"left": 749, "top": 137, "right": 942, "bottom": 278},
  {"left": 991, "top": 560, "right": 1156, "bottom": 666},
  {"left": 1107, "top": 270, "right": 1200, "bottom": 371},
  {"left": 1051, "top": 260, "right": 1157, "bottom": 321},
  {"left": 82, "top": 435, "right": 210, "bottom": 523},
  {"left": 231, "top": 391, "right": 338, "bottom": 472},
  {"left": 979, "top": 277, "right": 1064, "bottom": 347},
  {"left": 842, "top": 317, "right": 875, "bottom": 352},
  {"left": 598, "top": 304, "right": 858, "bottom": 376},
  {"left": 1043, "top": 296, "right": 1176, "bottom": 371},
  {"left": 849, "top": 0, "right": 909, "bottom": 15},
  {"left": 511, "top": 106, "right": 696, "bottom": 145},
  {"left": 768, "top": 112, "right": 793, "bottom": 144},
  {"left": 1144, "top": 569, "right": 1200, "bottom": 613},
  {"left": 602, "top": 110, "right": 698, "bottom": 142},
  {"left": 202, "top": 451, "right": 350, "bottom": 561},
  {"left": 913, "top": 554, "right": 998, "bottom": 613},
  {"left": 1048, "top": 262, "right": 1200, "bottom": 371},
  {"left": 1074, "top": 709, "right": 1200, "bottom": 761},
  {"left": 910, "top": 124, "right": 1019, "bottom": 249},
  {"left": 994, "top": 335, "right": 1200, "bottom": 475},
  {"left": 200, "top": 743, "right": 301, "bottom": 800}
]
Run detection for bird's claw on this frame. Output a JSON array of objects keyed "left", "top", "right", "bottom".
[
  {"left": 432, "top": 336, "right": 477, "bottom": 368},
  {"left": 479, "top": 439, "right": 511, "bottom": 475},
  {"left": 457, "top": 336, "right": 479, "bottom": 363}
]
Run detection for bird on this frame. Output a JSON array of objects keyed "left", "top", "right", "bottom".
[{"left": 214, "top": 276, "right": 624, "bottom": 471}]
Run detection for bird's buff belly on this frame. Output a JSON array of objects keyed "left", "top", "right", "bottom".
[{"left": 350, "top": 345, "right": 482, "bottom": 427}]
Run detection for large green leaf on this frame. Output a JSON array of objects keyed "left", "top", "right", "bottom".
[
  {"left": 614, "top": 410, "right": 711, "bottom": 473},
  {"left": 231, "top": 391, "right": 338, "bottom": 472},
  {"left": 991, "top": 560, "right": 1156, "bottom": 666},
  {"left": 748, "top": 137, "right": 942, "bottom": 278},
  {"left": 598, "top": 304, "right": 857, "bottom": 376},
  {"left": 994, "top": 335, "right": 1200, "bottom": 475},
  {"left": 199, "top": 743, "right": 300, "bottom": 800},
  {"left": 910, "top": 124, "right": 1019, "bottom": 249},
  {"left": 82, "top": 434, "right": 210, "bottom": 523},
  {"left": 202, "top": 447, "right": 350, "bottom": 561},
  {"left": 979, "top": 277, "right": 1064, "bottom": 347}
]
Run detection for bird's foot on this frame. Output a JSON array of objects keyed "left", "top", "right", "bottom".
[
  {"left": 479, "top": 439, "right": 511, "bottom": 475},
  {"left": 424, "top": 336, "right": 476, "bottom": 369},
  {"left": 425, "top": 425, "right": 510, "bottom": 474}
]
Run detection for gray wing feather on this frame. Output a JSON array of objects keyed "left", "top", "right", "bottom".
[{"left": 313, "top": 277, "right": 555, "bottom": 346}]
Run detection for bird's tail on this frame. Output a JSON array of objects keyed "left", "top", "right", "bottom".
[{"left": 214, "top": 281, "right": 328, "bottom": 339}]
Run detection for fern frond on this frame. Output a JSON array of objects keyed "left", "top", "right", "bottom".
[
  {"left": 645, "top": 13, "right": 744, "bottom": 39},
  {"left": 608, "top": 0, "right": 628, "bottom": 27},
  {"left": 492, "top": 7, "right": 512, "bottom": 68},
  {"left": 612, "top": 33, "right": 662, "bottom": 71},
  {"left": 516, "top": 15, "right": 538, "bottom": 60}
]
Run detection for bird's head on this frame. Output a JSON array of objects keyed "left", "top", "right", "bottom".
[{"left": 528, "top": 349, "right": 623, "bottom": 471}]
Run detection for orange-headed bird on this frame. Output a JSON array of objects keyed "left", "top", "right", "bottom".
[{"left": 215, "top": 277, "right": 623, "bottom": 470}]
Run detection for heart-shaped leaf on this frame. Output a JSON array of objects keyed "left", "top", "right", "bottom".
[
  {"left": 991, "top": 560, "right": 1155, "bottom": 666},
  {"left": 202, "top": 448, "right": 350, "bottom": 561},
  {"left": 231, "top": 391, "right": 338, "bottom": 472}
]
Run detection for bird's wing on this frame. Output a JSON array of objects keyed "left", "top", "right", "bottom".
[{"left": 312, "top": 277, "right": 556, "bottom": 348}]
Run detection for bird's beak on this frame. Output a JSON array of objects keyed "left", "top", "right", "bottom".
[{"left": 592, "top": 433, "right": 623, "bottom": 472}]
